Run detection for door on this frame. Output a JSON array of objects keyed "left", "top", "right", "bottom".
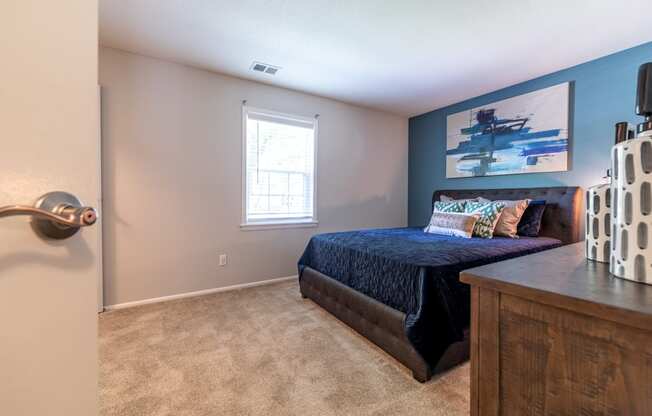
[
  {"left": 0, "top": 1, "right": 99, "bottom": 415},
  {"left": 98, "top": 86, "right": 104, "bottom": 313}
]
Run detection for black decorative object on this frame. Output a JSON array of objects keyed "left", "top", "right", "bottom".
[
  {"left": 636, "top": 63, "right": 652, "bottom": 136},
  {"left": 614, "top": 121, "right": 635, "bottom": 144}
]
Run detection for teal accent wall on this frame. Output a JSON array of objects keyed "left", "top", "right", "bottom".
[{"left": 409, "top": 42, "right": 652, "bottom": 226}]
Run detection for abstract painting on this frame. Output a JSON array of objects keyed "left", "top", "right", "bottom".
[{"left": 446, "top": 82, "right": 570, "bottom": 178}]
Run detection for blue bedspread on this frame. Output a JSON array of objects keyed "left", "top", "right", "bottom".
[{"left": 298, "top": 227, "right": 561, "bottom": 369}]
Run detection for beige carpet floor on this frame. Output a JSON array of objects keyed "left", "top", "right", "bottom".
[{"left": 100, "top": 280, "right": 470, "bottom": 416}]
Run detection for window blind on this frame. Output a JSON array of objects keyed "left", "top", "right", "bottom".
[{"left": 244, "top": 108, "right": 316, "bottom": 224}]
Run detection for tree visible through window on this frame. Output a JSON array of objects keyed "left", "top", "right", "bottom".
[{"left": 242, "top": 107, "right": 317, "bottom": 227}]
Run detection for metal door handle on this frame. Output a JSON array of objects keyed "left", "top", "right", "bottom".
[
  {"left": 0, "top": 205, "right": 97, "bottom": 227},
  {"left": 0, "top": 191, "right": 98, "bottom": 239}
]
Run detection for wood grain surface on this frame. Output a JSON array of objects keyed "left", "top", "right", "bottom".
[{"left": 463, "top": 243, "right": 652, "bottom": 415}]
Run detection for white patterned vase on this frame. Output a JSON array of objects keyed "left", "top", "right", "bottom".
[
  {"left": 585, "top": 183, "right": 610, "bottom": 263},
  {"left": 610, "top": 136, "right": 652, "bottom": 284}
]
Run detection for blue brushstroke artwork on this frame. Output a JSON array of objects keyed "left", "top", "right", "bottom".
[{"left": 446, "top": 83, "right": 570, "bottom": 178}]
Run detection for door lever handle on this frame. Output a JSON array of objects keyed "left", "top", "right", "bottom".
[
  {"left": 0, "top": 191, "right": 98, "bottom": 239},
  {"left": 0, "top": 205, "right": 97, "bottom": 227}
]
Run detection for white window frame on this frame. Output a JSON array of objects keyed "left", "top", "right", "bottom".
[{"left": 240, "top": 105, "right": 318, "bottom": 231}]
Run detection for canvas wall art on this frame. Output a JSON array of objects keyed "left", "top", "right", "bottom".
[{"left": 446, "top": 82, "right": 570, "bottom": 178}]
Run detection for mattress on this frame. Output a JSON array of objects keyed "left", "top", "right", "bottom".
[{"left": 298, "top": 227, "right": 561, "bottom": 367}]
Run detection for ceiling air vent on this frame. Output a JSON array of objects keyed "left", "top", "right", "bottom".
[{"left": 250, "top": 61, "right": 281, "bottom": 75}]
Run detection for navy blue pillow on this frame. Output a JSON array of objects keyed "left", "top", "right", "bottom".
[{"left": 517, "top": 200, "right": 546, "bottom": 237}]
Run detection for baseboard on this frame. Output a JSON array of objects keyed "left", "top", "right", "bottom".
[{"left": 104, "top": 275, "right": 298, "bottom": 311}]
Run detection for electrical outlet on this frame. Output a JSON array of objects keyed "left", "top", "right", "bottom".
[{"left": 219, "top": 254, "right": 227, "bottom": 266}]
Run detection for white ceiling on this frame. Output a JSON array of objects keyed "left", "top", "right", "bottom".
[{"left": 100, "top": 0, "right": 652, "bottom": 116}]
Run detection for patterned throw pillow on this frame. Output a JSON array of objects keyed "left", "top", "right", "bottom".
[
  {"left": 424, "top": 211, "right": 480, "bottom": 238},
  {"left": 433, "top": 200, "right": 466, "bottom": 213},
  {"left": 464, "top": 201, "right": 506, "bottom": 238}
]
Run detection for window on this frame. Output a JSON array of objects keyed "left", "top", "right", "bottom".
[{"left": 241, "top": 106, "right": 317, "bottom": 229}]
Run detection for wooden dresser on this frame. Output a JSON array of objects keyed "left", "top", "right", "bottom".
[{"left": 460, "top": 243, "right": 652, "bottom": 416}]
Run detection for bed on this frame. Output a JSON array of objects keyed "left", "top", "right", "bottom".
[{"left": 298, "top": 187, "right": 582, "bottom": 382}]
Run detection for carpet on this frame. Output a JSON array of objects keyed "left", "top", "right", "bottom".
[{"left": 99, "top": 280, "right": 470, "bottom": 415}]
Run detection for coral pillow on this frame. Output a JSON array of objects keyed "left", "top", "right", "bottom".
[{"left": 479, "top": 197, "right": 530, "bottom": 238}]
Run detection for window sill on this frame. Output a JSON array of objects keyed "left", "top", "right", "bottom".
[{"left": 240, "top": 220, "right": 319, "bottom": 231}]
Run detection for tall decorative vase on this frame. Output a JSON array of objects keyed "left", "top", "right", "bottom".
[
  {"left": 610, "top": 62, "right": 652, "bottom": 284},
  {"left": 586, "top": 123, "right": 633, "bottom": 263},
  {"left": 586, "top": 182, "right": 611, "bottom": 262},
  {"left": 610, "top": 137, "right": 652, "bottom": 281}
]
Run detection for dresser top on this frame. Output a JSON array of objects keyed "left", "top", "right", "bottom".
[{"left": 460, "top": 242, "right": 652, "bottom": 330}]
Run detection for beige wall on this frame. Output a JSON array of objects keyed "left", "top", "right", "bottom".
[{"left": 99, "top": 47, "right": 408, "bottom": 306}]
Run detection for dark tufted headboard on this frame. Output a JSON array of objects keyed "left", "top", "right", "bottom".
[{"left": 432, "top": 186, "right": 583, "bottom": 245}]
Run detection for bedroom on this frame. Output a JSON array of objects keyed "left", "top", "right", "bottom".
[{"left": 2, "top": 1, "right": 652, "bottom": 415}]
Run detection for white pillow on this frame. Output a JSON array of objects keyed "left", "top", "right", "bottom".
[
  {"left": 424, "top": 211, "right": 480, "bottom": 238},
  {"left": 440, "top": 194, "right": 480, "bottom": 203}
]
